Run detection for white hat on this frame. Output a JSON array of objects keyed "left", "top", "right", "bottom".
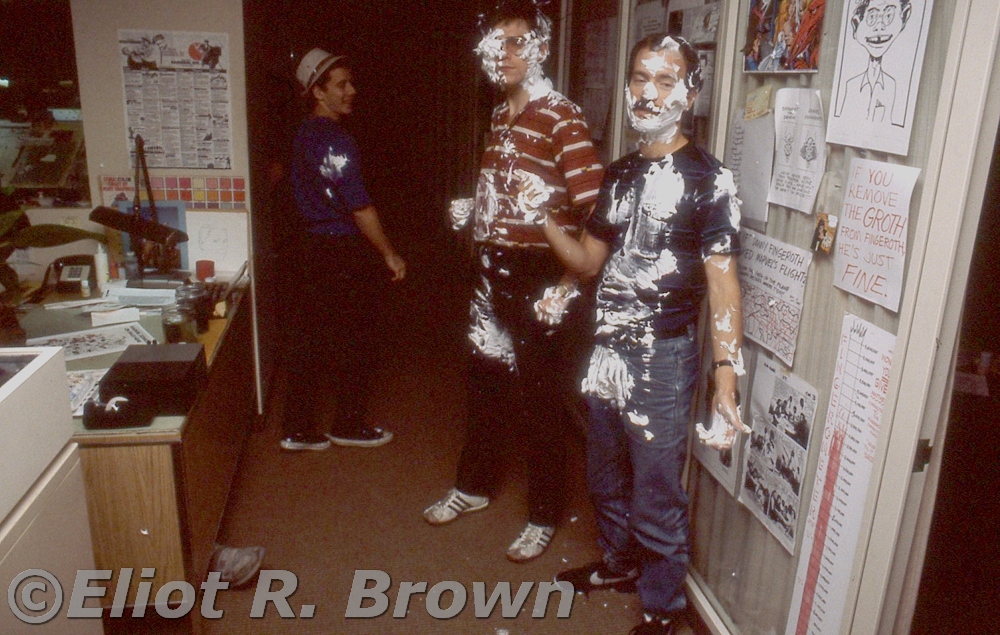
[{"left": 296, "top": 48, "right": 345, "bottom": 95}]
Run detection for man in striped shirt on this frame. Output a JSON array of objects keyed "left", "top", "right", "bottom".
[{"left": 424, "top": 0, "right": 604, "bottom": 563}]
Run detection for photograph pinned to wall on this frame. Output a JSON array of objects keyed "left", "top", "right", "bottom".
[
  {"left": 832, "top": 158, "right": 919, "bottom": 312},
  {"left": 693, "top": 49, "right": 715, "bottom": 117},
  {"left": 768, "top": 88, "right": 827, "bottom": 214},
  {"left": 119, "top": 29, "right": 233, "bottom": 169},
  {"left": 738, "top": 228, "right": 813, "bottom": 367},
  {"left": 680, "top": 3, "right": 720, "bottom": 45},
  {"left": 739, "top": 355, "right": 818, "bottom": 554},
  {"left": 743, "top": 0, "right": 827, "bottom": 72},
  {"left": 827, "top": 0, "right": 934, "bottom": 156},
  {"left": 811, "top": 212, "right": 838, "bottom": 252},
  {"left": 724, "top": 108, "right": 774, "bottom": 230}
]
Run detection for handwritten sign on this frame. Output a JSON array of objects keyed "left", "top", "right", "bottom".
[
  {"left": 738, "top": 228, "right": 812, "bottom": 366},
  {"left": 832, "top": 159, "right": 919, "bottom": 312}
]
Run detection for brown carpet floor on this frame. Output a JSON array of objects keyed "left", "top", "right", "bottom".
[{"left": 200, "top": 240, "right": 703, "bottom": 635}]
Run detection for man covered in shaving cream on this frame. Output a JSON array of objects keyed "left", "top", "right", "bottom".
[
  {"left": 546, "top": 34, "right": 748, "bottom": 634},
  {"left": 424, "top": 0, "right": 604, "bottom": 563}
]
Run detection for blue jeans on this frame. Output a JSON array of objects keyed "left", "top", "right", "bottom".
[{"left": 585, "top": 327, "right": 699, "bottom": 616}]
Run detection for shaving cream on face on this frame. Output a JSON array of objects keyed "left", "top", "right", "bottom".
[
  {"left": 475, "top": 26, "right": 551, "bottom": 99},
  {"left": 626, "top": 42, "right": 690, "bottom": 145}
]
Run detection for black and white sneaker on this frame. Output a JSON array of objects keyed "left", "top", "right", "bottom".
[
  {"left": 556, "top": 560, "right": 639, "bottom": 594},
  {"left": 279, "top": 433, "right": 331, "bottom": 451},
  {"left": 506, "top": 523, "right": 555, "bottom": 563},
  {"left": 423, "top": 488, "right": 489, "bottom": 525},
  {"left": 629, "top": 612, "right": 682, "bottom": 635},
  {"left": 326, "top": 426, "right": 393, "bottom": 448}
]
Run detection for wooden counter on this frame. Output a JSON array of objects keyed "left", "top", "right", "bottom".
[{"left": 21, "top": 293, "right": 255, "bottom": 632}]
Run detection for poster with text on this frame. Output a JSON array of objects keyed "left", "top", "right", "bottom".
[
  {"left": 738, "top": 228, "right": 813, "bottom": 366},
  {"left": 826, "top": 0, "right": 934, "bottom": 155},
  {"left": 725, "top": 109, "right": 774, "bottom": 230},
  {"left": 580, "top": 18, "right": 617, "bottom": 142},
  {"left": 785, "top": 314, "right": 896, "bottom": 635},
  {"left": 743, "top": 0, "right": 826, "bottom": 72},
  {"left": 833, "top": 158, "right": 920, "bottom": 312},
  {"left": 739, "top": 355, "right": 818, "bottom": 554},
  {"left": 119, "top": 29, "right": 233, "bottom": 169},
  {"left": 768, "top": 89, "right": 827, "bottom": 214}
]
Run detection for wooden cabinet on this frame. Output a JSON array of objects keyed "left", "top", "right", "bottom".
[{"left": 71, "top": 295, "right": 255, "bottom": 627}]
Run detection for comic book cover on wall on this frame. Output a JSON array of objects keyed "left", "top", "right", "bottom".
[{"left": 743, "top": 0, "right": 827, "bottom": 73}]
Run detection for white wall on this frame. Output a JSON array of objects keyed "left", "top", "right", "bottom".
[{"left": 69, "top": 0, "right": 249, "bottom": 210}]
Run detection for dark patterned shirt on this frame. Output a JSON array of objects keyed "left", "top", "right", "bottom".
[{"left": 586, "top": 142, "right": 741, "bottom": 343}]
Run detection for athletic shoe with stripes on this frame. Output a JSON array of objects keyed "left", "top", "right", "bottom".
[
  {"left": 423, "top": 488, "right": 489, "bottom": 525},
  {"left": 506, "top": 522, "right": 555, "bottom": 563}
]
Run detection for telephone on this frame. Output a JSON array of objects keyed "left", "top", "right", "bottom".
[{"left": 44, "top": 255, "right": 97, "bottom": 294}]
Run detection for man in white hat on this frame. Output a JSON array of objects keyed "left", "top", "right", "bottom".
[{"left": 279, "top": 48, "right": 406, "bottom": 452}]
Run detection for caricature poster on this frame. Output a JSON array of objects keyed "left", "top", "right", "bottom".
[
  {"left": 743, "top": 0, "right": 827, "bottom": 73},
  {"left": 826, "top": 0, "right": 935, "bottom": 156},
  {"left": 119, "top": 30, "right": 233, "bottom": 169}
]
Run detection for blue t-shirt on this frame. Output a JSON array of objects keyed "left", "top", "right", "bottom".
[
  {"left": 585, "top": 142, "right": 742, "bottom": 343},
  {"left": 291, "top": 116, "right": 371, "bottom": 236}
]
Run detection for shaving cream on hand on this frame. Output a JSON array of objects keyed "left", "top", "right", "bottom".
[
  {"left": 449, "top": 197, "right": 474, "bottom": 231},
  {"left": 514, "top": 169, "right": 554, "bottom": 225},
  {"left": 696, "top": 408, "right": 749, "bottom": 450},
  {"left": 533, "top": 283, "right": 580, "bottom": 326}
]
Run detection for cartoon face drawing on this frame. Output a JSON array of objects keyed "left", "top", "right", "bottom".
[{"left": 850, "top": 0, "right": 912, "bottom": 60}]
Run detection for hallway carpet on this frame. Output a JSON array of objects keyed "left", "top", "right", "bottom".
[{"left": 203, "top": 238, "right": 703, "bottom": 635}]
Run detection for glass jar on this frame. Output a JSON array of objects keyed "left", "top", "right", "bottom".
[
  {"left": 161, "top": 304, "right": 198, "bottom": 343},
  {"left": 175, "top": 282, "right": 210, "bottom": 333}
]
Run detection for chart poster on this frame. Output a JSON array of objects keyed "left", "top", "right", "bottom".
[
  {"left": 826, "top": 0, "right": 934, "bottom": 155},
  {"left": 738, "top": 228, "right": 813, "bottom": 366},
  {"left": 740, "top": 355, "right": 818, "bottom": 554},
  {"left": 832, "top": 158, "right": 919, "bottom": 312},
  {"left": 768, "top": 88, "right": 827, "bottom": 215},
  {"left": 785, "top": 314, "right": 896, "bottom": 635},
  {"left": 119, "top": 30, "right": 233, "bottom": 169}
]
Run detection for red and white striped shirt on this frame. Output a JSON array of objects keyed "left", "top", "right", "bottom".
[{"left": 473, "top": 92, "right": 604, "bottom": 247}]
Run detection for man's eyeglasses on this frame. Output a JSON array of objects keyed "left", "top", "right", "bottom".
[
  {"left": 864, "top": 5, "right": 898, "bottom": 27},
  {"left": 501, "top": 35, "right": 530, "bottom": 53}
]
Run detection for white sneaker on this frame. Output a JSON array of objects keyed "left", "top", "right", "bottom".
[
  {"left": 506, "top": 522, "right": 555, "bottom": 563},
  {"left": 209, "top": 545, "right": 266, "bottom": 588},
  {"left": 423, "top": 488, "right": 489, "bottom": 525}
]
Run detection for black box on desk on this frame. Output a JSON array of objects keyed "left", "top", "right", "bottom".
[{"left": 100, "top": 343, "right": 207, "bottom": 416}]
